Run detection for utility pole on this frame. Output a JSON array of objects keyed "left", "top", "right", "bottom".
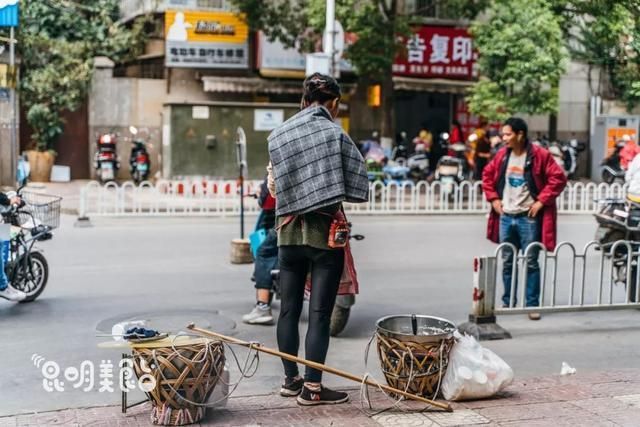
[
  {"left": 9, "top": 26, "right": 16, "bottom": 185},
  {"left": 325, "top": 0, "right": 336, "bottom": 77}
]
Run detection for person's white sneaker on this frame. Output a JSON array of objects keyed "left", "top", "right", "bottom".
[
  {"left": 0, "top": 286, "right": 27, "bottom": 302},
  {"left": 242, "top": 305, "right": 274, "bottom": 325}
]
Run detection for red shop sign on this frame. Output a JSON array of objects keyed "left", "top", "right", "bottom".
[{"left": 393, "top": 26, "right": 477, "bottom": 80}]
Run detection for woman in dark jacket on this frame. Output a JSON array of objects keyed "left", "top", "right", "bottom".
[{"left": 267, "top": 73, "right": 368, "bottom": 406}]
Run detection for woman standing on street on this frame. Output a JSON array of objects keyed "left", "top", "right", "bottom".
[{"left": 267, "top": 73, "right": 368, "bottom": 406}]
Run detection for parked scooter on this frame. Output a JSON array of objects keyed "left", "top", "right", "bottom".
[
  {"left": 548, "top": 140, "right": 586, "bottom": 179},
  {"left": 392, "top": 131, "right": 411, "bottom": 163},
  {"left": 383, "top": 162, "right": 410, "bottom": 183},
  {"left": 430, "top": 131, "right": 450, "bottom": 171},
  {"left": 434, "top": 133, "right": 466, "bottom": 195},
  {"left": 1, "top": 177, "right": 60, "bottom": 302},
  {"left": 434, "top": 154, "right": 466, "bottom": 196},
  {"left": 601, "top": 140, "right": 626, "bottom": 184},
  {"left": 406, "top": 145, "right": 430, "bottom": 182},
  {"left": 270, "top": 232, "right": 365, "bottom": 337},
  {"left": 594, "top": 198, "right": 640, "bottom": 300},
  {"left": 564, "top": 139, "right": 586, "bottom": 179},
  {"left": 128, "top": 126, "right": 151, "bottom": 184},
  {"left": 450, "top": 140, "right": 471, "bottom": 178},
  {"left": 94, "top": 133, "right": 120, "bottom": 183},
  {"left": 548, "top": 141, "right": 567, "bottom": 175},
  {"left": 363, "top": 141, "right": 387, "bottom": 183}
]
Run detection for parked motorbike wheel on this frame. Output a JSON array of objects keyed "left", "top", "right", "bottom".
[
  {"left": 597, "top": 227, "right": 625, "bottom": 245},
  {"left": 9, "top": 251, "right": 49, "bottom": 303},
  {"left": 329, "top": 305, "right": 350, "bottom": 337}
]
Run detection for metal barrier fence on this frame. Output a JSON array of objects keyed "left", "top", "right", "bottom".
[
  {"left": 462, "top": 239, "right": 640, "bottom": 340},
  {"left": 78, "top": 179, "right": 628, "bottom": 217}
]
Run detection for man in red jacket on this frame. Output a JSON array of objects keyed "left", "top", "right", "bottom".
[{"left": 482, "top": 117, "right": 567, "bottom": 320}]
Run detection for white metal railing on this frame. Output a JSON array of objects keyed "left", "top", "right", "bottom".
[
  {"left": 78, "top": 179, "right": 629, "bottom": 217},
  {"left": 78, "top": 179, "right": 263, "bottom": 218},
  {"left": 470, "top": 240, "right": 640, "bottom": 318}
]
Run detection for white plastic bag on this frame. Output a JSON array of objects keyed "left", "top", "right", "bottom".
[{"left": 442, "top": 332, "right": 514, "bottom": 401}]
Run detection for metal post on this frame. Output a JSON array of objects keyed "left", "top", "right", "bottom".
[
  {"left": 235, "top": 127, "right": 247, "bottom": 240},
  {"left": 239, "top": 162, "right": 245, "bottom": 240},
  {"left": 9, "top": 26, "right": 16, "bottom": 185},
  {"left": 458, "top": 256, "right": 511, "bottom": 340},
  {"left": 325, "top": 0, "right": 336, "bottom": 77}
]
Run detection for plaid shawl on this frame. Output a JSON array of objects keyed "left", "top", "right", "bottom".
[{"left": 268, "top": 105, "right": 369, "bottom": 216}]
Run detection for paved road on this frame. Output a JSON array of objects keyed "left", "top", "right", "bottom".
[{"left": 1, "top": 214, "right": 639, "bottom": 416}]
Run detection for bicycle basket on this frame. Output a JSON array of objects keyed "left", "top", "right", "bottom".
[{"left": 18, "top": 191, "right": 63, "bottom": 229}]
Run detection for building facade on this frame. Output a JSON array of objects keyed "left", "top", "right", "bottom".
[{"left": 82, "top": 0, "right": 629, "bottom": 180}]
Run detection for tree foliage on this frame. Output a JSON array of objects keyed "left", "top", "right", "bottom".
[
  {"left": 233, "top": 0, "right": 408, "bottom": 80},
  {"left": 10, "top": 0, "right": 149, "bottom": 151},
  {"left": 467, "top": 0, "right": 568, "bottom": 121},
  {"left": 552, "top": 0, "right": 640, "bottom": 110}
]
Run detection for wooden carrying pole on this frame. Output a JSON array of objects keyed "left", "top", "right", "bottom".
[{"left": 186, "top": 323, "right": 452, "bottom": 412}]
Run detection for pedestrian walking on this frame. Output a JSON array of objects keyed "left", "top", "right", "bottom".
[
  {"left": 482, "top": 117, "right": 567, "bottom": 320},
  {"left": 450, "top": 119, "right": 464, "bottom": 144},
  {"left": 471, "top": 120, "right": 491, "bottom": 180},
  {"left": 267, "top": 73, "right": 368, "bottom": 405}
]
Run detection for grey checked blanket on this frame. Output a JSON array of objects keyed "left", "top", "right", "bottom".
[{"left": 268, "top": 105, "right": 369, "bottom": 216}]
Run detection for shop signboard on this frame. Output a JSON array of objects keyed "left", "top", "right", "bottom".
[
  {"left": 254, "top": 109, "right": 284, "bottom": 131},
  {"left": 257, "top": 31, "right": 354, "bottom": 73},
  {"left": 393, "top": 26, "right": 477, "bottom": 80},
  {"left": 165, "top": 10, "right": 248, "bottom": 68}
]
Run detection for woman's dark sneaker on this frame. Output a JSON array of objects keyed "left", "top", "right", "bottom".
[
  {"left": 280, "top": 377, "right": 304, "bottom": 397},
  {"left": 296, "top": 385, "right": 349, "bottom": 406}
]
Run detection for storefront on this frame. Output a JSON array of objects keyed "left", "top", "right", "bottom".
[
  {"left": 163, "top": 10, "right": 293, "bottom": 179},
  {"left": 392, "top": 25, "right": 479, "bottom": 141},
  {"left": 164, "top": 99, "right": 300, "bottom": 179},
  {"left": 163, "top": 17, "right": 358, "bottom": 178}
]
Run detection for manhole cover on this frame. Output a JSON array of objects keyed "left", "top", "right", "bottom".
[{"left": 96, "top": 309, "right": 236, "bottom": 336}]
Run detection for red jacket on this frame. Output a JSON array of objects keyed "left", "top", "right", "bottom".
[{"left": 482, "top": 143, "right": 568, "bottom": 251}]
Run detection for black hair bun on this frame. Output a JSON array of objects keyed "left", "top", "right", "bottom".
[{"left": 302, "top": 73, "right": 341, "bottom": 104}]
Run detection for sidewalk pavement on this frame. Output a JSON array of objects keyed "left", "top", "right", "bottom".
[{"left": 2, "top": 369, "right": 639, "bottom": 426}]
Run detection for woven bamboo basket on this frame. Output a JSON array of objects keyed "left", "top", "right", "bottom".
[
  {"left": 376, "top": 315, "right": 455, "bottom": 399},
  {"left": 132, "top": 340, "right": 225, "bottom": 426}
]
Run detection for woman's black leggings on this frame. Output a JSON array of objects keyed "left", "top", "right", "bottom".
[{"left": 276, "top": 245, "right": 345, "bottom": 383}]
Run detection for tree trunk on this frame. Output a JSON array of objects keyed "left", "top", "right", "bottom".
[
  {"left": 548, "top": 113, "right": 558, "bottom": 141},
  {"left": 379, "top": 71, "right": 395, "bottom": 146}
]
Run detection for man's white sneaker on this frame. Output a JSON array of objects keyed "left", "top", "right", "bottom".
[
  {"left": 242, "top": 305, "right": 274, "bottom": 325},
  {"left": 0, "top": 286, "right": 27, "bottom": 302}
]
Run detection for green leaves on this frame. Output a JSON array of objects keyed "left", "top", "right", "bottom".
[
  {"left": 467, "top": 0, "right": 568, "bottom": 121},
  {"left": 229, "top": 0, "right": 409, "bottom": 80},
  {"left": 18, "top": 0, "right": 148, "bottom": 151}
]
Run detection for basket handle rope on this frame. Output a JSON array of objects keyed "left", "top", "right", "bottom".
[
  {"left": 146, "top": 332, "right": 261, "bottom": 408},
  {"left": 359, "top": 332, "right": 446, "bottom": 416}
]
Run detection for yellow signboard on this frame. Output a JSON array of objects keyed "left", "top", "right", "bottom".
[
  {"left": 165, "top": 10, "right": 249, "bottom": 69},
  {"left": 165, "top": 10, "right": 248, "bottom": 44},
  {"left": 0, "top": 64, "right": 16, "bottom": 88}
]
